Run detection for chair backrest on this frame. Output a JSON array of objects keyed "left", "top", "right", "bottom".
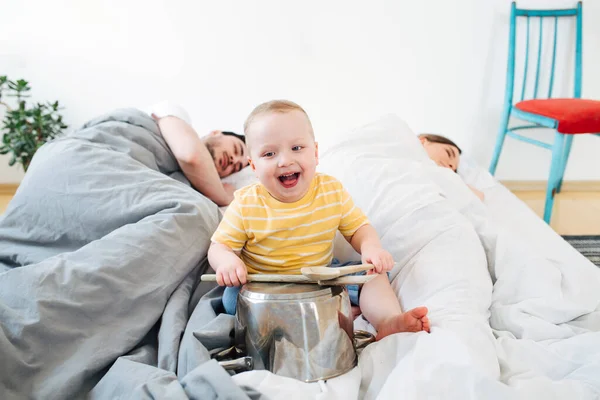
[{"left": 503, "top": 1, "right": 582, "bottom": 107}]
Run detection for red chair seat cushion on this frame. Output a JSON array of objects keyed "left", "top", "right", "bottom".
[{"left": 515, "top": 98, "right": 600, "bottom": 134}]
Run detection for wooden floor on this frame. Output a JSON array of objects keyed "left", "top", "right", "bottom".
[
  {"left": 0, "top": 195, "right": 11, "bottom": 215},
  {"left": 513, "top": 190, "right": 600, "bottom": 235},
  {"left": 1, "top": 190, "right": 599, "bottom": 236}
]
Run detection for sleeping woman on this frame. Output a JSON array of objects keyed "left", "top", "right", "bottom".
[{"left": 418, "top": 133, "right": 485, "bottom": 200}]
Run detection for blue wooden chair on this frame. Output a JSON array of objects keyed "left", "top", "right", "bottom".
[{"left": 489, "top": 1, "right": 600, "bottom": 224}]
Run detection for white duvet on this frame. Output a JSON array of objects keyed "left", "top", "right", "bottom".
[{"left": 227, "top": 115, "right": 600, "bottom": 399}]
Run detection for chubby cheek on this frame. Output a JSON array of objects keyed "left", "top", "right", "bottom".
[
  {"left": 259, "top": 161, "right": 276, "bottom": 175},
  {"left": 264, "top": 168, "right": 277, "bottom": 181}
]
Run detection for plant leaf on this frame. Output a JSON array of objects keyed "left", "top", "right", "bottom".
[{"left": 1, "top": 76, "right": 67, "bottom": 170}]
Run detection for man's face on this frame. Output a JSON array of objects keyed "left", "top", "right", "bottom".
[{"left": 204, "top": 131, "right": 249, "bottom": 178}]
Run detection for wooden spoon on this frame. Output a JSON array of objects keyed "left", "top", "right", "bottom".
[
  {"left": 301, "top": 263, "right": 373, "bottom": 281},
  {"left": 200, "top": 273, "right": 376, "bottom": 286}
]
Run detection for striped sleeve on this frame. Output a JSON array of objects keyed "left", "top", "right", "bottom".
[
  {"left": 211, "top": 199, "right": 248, "bottom": 251},
  {"left": 338, "top": 187, "right": 369, "bottom": 238}
]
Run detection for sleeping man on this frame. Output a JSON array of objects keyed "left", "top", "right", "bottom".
[
  {"left": 0, "top": 103, "right": 247, "bottom": 269},
  {"left": 0, "top": 103, "right": 256, "bottom": 398},
  {"left": 149, "top": 102, "right": 249, "bottom": 206}
]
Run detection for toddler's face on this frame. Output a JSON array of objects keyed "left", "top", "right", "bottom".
[{"left": 247, "top": 110, "right": 318, "bottom": 203}]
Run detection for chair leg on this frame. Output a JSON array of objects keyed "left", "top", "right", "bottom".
[
  {"left": 556, "top": 135, "right": 574, "bottom": 193},
  {"left": 489, "top": 108, "right": 511, "bottom": 175},
  {"left": 543, "top": 132, "right": 567, "bottom": 224}
]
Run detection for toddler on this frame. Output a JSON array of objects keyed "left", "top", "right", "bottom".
[{"left": 208, "top": 100, "right": 430, "bottom": 339}]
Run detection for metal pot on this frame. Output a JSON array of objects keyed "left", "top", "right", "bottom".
[{"left": 234, "top": 282, "right": 375, "bottom": 382}]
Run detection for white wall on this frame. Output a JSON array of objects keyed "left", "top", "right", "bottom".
[{"left": 1, "top": 0, "right": 599, "bottom": 183}]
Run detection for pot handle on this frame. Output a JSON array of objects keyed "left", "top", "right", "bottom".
[
  {"left": 218, "top": 356, "right": 254, "bottom": 372},
  {"left": 354, "top": 330, "right": 376, "bottom": 350}
]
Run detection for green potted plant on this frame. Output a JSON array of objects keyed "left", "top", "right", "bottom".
[{"left": 0, "top": 76, "right": 68, "bottom": 172}]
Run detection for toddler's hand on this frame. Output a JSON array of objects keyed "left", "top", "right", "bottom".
[
  {"left": 216, "top": 255, "right": 247, "bottom": 287},
  {"left": 361, "top": 246, "right": 394, "bottom": 274}
]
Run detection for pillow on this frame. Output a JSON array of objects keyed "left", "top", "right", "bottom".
[
  {"left": 143, "top": 101, "right": 193, "bottom": 126},
  {"left": 318, "top": 114, "right": 446, "bottom": 261},
  {"left": 457, "top": 154, "right": 499, "bottom": 191},
  {"left": 319, "top": 113, "right": 431, "bottom": 163},
  {"left": 220, "top": 166, "right": 259, "bottom": 190},
  {"left": 318, "top": 114, "right": 485, "bottom": 262}
]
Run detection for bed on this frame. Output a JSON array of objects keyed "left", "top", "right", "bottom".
[{"left": 1, "top": 110, "right": 599, "bottom": 399}]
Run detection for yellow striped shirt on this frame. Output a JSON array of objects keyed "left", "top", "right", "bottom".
[{"left": 211, "top": 173, "right": 369, "bottom": 274}]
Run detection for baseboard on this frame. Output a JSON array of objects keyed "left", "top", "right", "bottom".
[
  {"left": 1, "top": 181, "right": 599, "bottom": 195},
  {"left": 0, "top": 184, "right": 19, "bottom": 195},
  {"left": 501, "top": 180, "right": 600, "bottom": 192}
]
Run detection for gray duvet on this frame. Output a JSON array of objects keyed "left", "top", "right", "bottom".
[{"left": 0, "top": 109, "right": 258, "bottom": 399}]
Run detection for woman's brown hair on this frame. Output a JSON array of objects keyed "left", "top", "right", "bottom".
[{"left": 418, "top": 134, "right": 462, "bottom": 154}]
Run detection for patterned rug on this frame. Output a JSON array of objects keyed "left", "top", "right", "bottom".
[{"left": 563, "top": 236, "right": 600, "bottom": 267}]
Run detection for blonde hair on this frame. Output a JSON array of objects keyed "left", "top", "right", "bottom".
[{"left": 243, "top": 100, "right": 315, "bottom": 143}]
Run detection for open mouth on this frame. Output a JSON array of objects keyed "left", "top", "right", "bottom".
[{"left": 278, "top": 172, "right": 300, "bottom": 188}]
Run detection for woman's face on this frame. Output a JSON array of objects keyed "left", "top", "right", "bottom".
[{"left": 420, "top": 138, "right": 460, "bottom": 172}]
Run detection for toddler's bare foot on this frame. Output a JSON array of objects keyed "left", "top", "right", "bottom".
[{"left": 376, "top": 306, "right": 430, "bottom": 341}]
